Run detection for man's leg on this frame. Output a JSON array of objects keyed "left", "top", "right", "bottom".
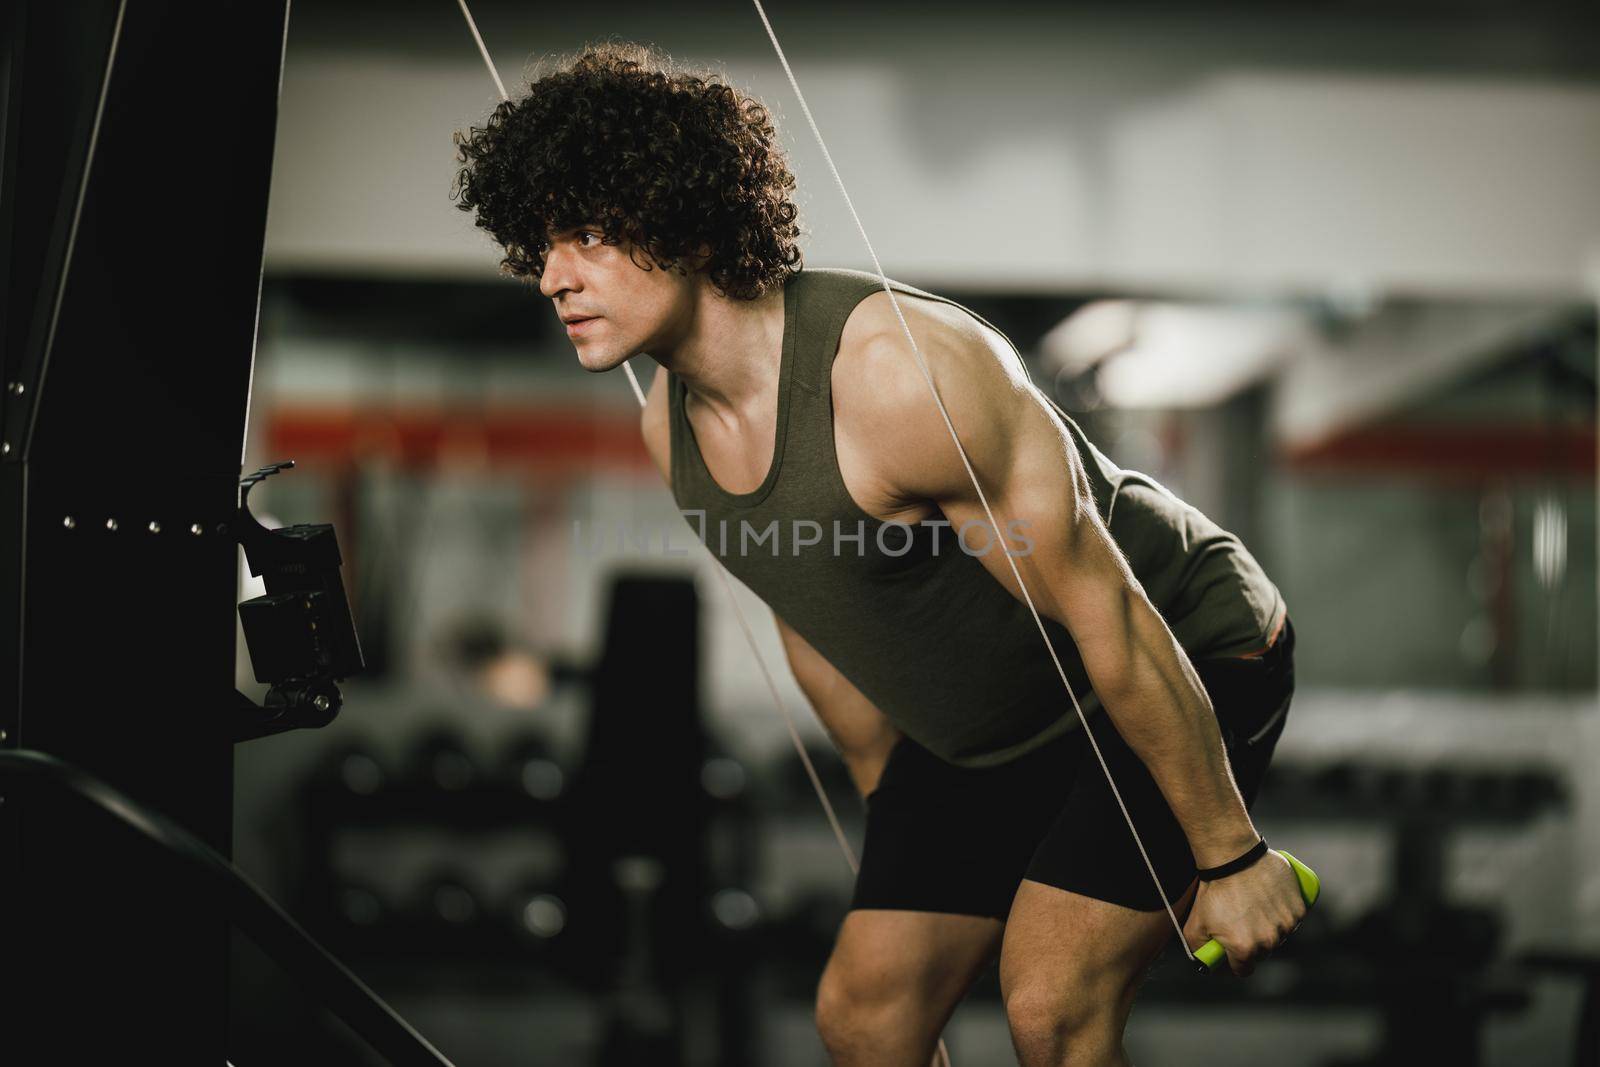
[
  {"left": 821, "top": 725, "right": 1080, "bottom": 1066},
  {"left": 816, "top": 908, "right": 1002, "bottom": 1067},
  {"left": 999, "top": 878, "right": 1198, "bottom": 1067},
  {"left": 997, "top": 617, "right": 1297, "bottom": 1065}
]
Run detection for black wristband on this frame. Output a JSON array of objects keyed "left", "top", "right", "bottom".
[{"left": 1196, "top": 838, "right": 1269, "bottom": 882}]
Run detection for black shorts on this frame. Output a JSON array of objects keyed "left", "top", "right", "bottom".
[{"left": 850, "top": 615, "right": 1296, "bottom": 919}]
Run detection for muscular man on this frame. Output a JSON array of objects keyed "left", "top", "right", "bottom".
[{"left": 455, "top": 42, "right": 1307, "bottom": 1067}]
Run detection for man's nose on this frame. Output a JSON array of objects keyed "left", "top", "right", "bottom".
[{"left": 538, "top": 243, "right": 578, "bottom": 299}]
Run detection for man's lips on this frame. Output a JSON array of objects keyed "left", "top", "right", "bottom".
[{"left": 563, "top": 315, "right": 599, "bottom": 334}]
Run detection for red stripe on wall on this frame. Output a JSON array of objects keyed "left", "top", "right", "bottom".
[
  {"left": 1284, "top": 423, "right": 1595, "bottom": 478},
  {"left": 265, "top": 404, "right": 654, "bottom": 472}
]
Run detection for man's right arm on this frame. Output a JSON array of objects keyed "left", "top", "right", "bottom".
[
  {"left": 772, "top": 615, "right": 902, "bottom": 800},
  {"left": 639, "top": 368, "right": 899, "bottom": 798}
]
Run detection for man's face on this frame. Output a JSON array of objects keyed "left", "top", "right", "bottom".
[{"left": 538, "top": 225, "right": 695, "bottom": 372}]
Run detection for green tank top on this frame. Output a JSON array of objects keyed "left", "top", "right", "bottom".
[{"left": 668, "top": 267, "right": 1286, "bottom": 768}]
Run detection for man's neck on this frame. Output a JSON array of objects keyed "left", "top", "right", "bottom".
[{"left": 656, "top": 280, "right": 786, "bottom": 419}]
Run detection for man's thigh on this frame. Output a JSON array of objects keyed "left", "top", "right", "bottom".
[
  {"left": 816, "top": 910, "right": 1003, "bottom": 1067},
  {"left": 824, "top": 908, "right": 1003, "bottom": 1014}
]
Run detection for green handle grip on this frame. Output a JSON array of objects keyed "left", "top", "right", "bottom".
[{"left": 1193, "top": 848, "right": 1319, "bottom": 974}]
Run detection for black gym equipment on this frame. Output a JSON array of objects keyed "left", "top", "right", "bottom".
[{"left": 0, "top": 2, "right": 446, "bottom": 1062}]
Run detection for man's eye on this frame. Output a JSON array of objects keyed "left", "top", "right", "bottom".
[{"left": 578, "top": 231, "right": 603, "bottom": 247}]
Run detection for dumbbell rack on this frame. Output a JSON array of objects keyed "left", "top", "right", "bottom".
[{"left": 296, "top": 751, "right": 581, "bottom": 990}]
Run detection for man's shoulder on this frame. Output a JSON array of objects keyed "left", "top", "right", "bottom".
[
  {"left": 793, "top": 266, "right": 953, "bottom": 327},
  {"left": 832, "top": 281, "right": 1015, "bottom": 409},
  {"left": 826, "top": 280, "right": 1030, "bottom": 503},
  {"left": 795, "top": 265, "right": 892, "bottom": 292},
  {"left": 832, "top": 288, "right": 965, "bottom": 418}
]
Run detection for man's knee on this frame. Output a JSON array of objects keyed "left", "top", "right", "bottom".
[
  {"left": 1003, "top": 972, "right": 1127, "bottom": 1061},
  {"left": 819, "top": 953, "right": 921, "bottom": 1055},
  {"left": 815, "top": 910, "right": 999, "bottom": 1061},
  {"left": 814, "top": 954, "right": 935, "bottom": 1054}
]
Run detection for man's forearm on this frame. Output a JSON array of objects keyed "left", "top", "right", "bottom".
[{"left": 1082, "top": 591, "right": 1259, "bottom": 868}]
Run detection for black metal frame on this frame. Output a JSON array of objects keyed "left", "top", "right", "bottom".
[
  {"left": 0, "top": 2, "right": 361, "bottom": 1057},
  {"left": 0, "top": 748, "right": 454, "bottom": 1067}
]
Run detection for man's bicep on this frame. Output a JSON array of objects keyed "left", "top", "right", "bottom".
[
  {"left": 948, "top": 386, "right": 1140, "bottom": 637},
  {"left": 857, "top": 324, "right": 1102, "bottom": 617}
]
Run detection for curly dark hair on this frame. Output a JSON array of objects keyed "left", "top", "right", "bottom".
[{"left": 452, "top": 42, "right": 803, "bottom": 301}]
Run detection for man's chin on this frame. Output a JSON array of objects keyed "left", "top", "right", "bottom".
[{"left": 575, "top": 348, "right": 628, "bottom": 374}]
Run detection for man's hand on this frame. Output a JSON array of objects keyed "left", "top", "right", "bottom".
[{"left": 1182, "top": 851, "right": 1308, "bottom": 976}]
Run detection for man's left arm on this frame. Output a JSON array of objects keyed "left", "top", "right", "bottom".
[{"left": 852, "top": 322, "right": 1305, "bottom": 972}]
